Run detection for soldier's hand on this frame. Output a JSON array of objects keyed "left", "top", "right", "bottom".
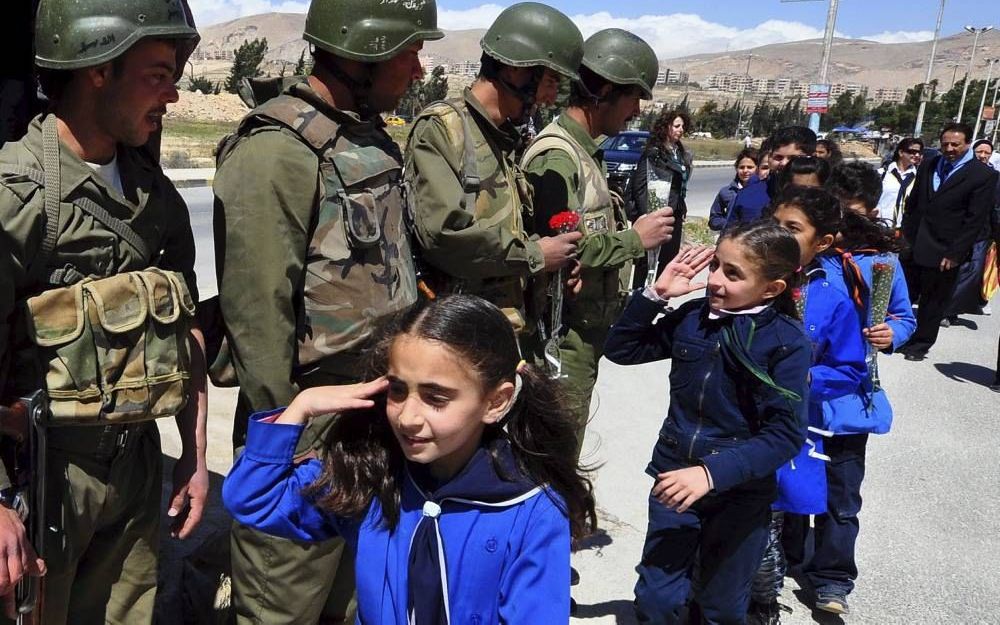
[
  {"left": 169, "top": 452, "right": 210, "bottom": 540},
  {"left": 565, "top": 260, "right": 583, "bottom": 296},
  {"left": 539, "top": 231, "right": 583, "bottom": 272},
  {"left": 279, "top": 378, "right": 390, "bottom": 425},
  {"left": 0, "top": 505, "right": 45, "bottom": 613},
  {"left": 633, "top": 208, "right": 675, "bottom": 250}
]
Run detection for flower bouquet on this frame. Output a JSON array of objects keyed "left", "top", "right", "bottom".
[
  {"left": 868, "top": 254, "right": 896, "bottom": 389},
  {"left": 644, "top": 164, "right": 672, "bottom": 287},
  {"left": 543, "top": 211, "right": 581, "bottom": 378}
]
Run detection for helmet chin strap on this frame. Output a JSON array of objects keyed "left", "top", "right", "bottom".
[
  {"left": 321, "top": 52, "right": 376, "bottom": 118},
  {"left": 495, "top": 66, "right": 544, "bottom": 124}
]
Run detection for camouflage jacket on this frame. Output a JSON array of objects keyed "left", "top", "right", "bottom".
[
  {"left": 214, "top": 80, "right": 415, "bottom": 435},
  {"left": 404, "top": 88, "right": 544, "bottom": 332},
  {"left": 522, "top": 113, "right": 641, "bottom": 332},
  {"left": 0, "top": 114, "right": 197, "bottom": 485}
]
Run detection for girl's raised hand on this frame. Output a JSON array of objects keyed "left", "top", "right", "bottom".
[
  {"left": 277, "top": 378, "right": 389, "bottom": 425},
  {"left": 652, "top": 245, "right": 715, "bottom": 300}
]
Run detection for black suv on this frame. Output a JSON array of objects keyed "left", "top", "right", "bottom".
[{"left": 601, "top": 130, "right": 649, "bottom": 193}]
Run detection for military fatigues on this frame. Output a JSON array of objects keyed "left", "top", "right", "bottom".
[
  {"left": 405, "top": 89, "right": 544, "bottom": 335},
  {"left": 0, "top": 115, "right": 198, "bottom": 625},
  {"left": 522, "top": 114, "right": 641, "bottom": 454},
  {"left": 214, "top": 79, "right": 415, "bottom": 624}
]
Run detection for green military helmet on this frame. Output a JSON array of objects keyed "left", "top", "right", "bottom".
[
  {"left": 35, "top": 0, "right": 199, "bottom": 75},
  {"left": 582, "top": 29, "right": 659, "bottom": 99},
  {"left": 480, "top": 2, "right": 583, "bottom": 81},
  {"left": 304, "top": 0, "right": 444, "bottom": 63}
]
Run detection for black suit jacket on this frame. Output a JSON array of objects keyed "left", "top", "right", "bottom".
[{"left": 901, "top": 153, "right": 997, "bottom": 268}]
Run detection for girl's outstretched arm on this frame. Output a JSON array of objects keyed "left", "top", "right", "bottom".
[{"left": 605, "top": 246, "right": 714, "bottom": 365}]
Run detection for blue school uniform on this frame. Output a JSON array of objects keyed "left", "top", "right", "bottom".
[
  {"left": 604, "top": 292, "right": 812, "bottom": 624},
  {"left": 723, "top": 174, "right": 777, "bottom": 228},
  {"left": 223, "top": 416, "right": 571, "bottom": 625},
  {"left": 774, "top": 266, "right": 869, "bottom": 515}
]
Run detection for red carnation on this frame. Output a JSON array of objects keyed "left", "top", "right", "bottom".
[{"left": 549, "top": 211, "right": 581, "bottom": 233}]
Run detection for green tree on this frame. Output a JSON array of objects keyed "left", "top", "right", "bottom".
[
  {"left": 422, "top": 65, "right": 449, "bottom": 103},
  {"left": 293, "top": 49, "right": 313, "bottom": 76},
  {"left": 225, "top": 38, "right": 268, "bottom": 94},
  {"left": 824, "top": 92, "right": 867, "bottom": 129},
  {"left": 188, "top": 75, "right": 214, "bottom": 93}
]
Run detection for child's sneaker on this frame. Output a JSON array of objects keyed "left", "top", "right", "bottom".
[{"left": 815, "top": 591, "right": 849, "bottom": 615}]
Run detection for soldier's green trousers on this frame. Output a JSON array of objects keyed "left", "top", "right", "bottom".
[
  {"left": 0, "top": 423, "right": 162, "bottom": 625},
  {"left": 556, "top": 325, "right": 609, "bottom": 462},
  {"left": 231, "top": 411, "right": 357, "bottom": 625}
]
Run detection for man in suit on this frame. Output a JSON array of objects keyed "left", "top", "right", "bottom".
[{"left": 900, "top": 122, "right": 997, "bottom": 360}]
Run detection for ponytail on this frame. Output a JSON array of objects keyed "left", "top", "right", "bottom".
[{"left": 497, "top": 362, "right": 597, "bottom": 541}]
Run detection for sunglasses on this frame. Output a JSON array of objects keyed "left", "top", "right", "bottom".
[{"left": 904, "top": 149, "right": 923, "bottom": 156}]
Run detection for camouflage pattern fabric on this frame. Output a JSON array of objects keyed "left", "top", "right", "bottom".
[
  {"left": 217, "top": 81, "right": 416, "bottom": 369},
  {"left": 404, "top": 89, "right": 545, "bottom": 335},
  {"left": 23, "top": 268, "right": 194, "bottom": 424}
]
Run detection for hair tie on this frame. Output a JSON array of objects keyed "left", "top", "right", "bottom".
[
  {"left": 516, "top": 359, "right": 528, "bottom": 374},
  {"left": 795, "top": 266, "right": 803, "bottom": 274}
]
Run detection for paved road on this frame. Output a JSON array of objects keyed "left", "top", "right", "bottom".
[{"left": 170, "top": 176, "right": 1000, "bottom": 625}]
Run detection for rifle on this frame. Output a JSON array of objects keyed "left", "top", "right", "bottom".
[{"left": 0, "top": 391, "right": 48, "bottom": 624}]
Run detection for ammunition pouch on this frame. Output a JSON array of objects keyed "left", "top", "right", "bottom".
[{"left": 22, "top": 268, "right": 195, "bottom": 425}]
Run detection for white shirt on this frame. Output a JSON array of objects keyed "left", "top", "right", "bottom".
[
  {"left": 875, "top": 161, "right": 916, "bottom": 227},
  {"left": 87, "top": 154, "right": 124, "bottom": 196}
]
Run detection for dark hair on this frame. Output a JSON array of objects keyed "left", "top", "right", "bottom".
[
  {"left": 767, "top": 184, "right": 843, "bottom": 238},
  {"left": 734, "top": 147, "right": 759, "bottom": 168},
  {"left": 894, "top": 137, "right": 924, "bottom": 162},
  {"left": 305, "top": 295, "right": 597, "bottom": 539},
  {"left": 778, "top": 155, "right": 831, "bottom": 189},
  {"left": 940, "top": 121, "right": 974, "bottom": 144},
  {"left": 815, "top": 138, "right": 844, "bottom": 167},
  {"left": 759, "top": 137, "right": 773, "bottom": 155},
  {"left": 718, "top": 220, "right": 803, "bottom": 319},
  {"left": 769, "top": 125, "right": 817, "bottom": 155},
  {"left": 828, "top": 162, "right": 900, "bottom": 254},
  {"left": 648, "top": 108, "right": 691, "bottom": 150},
  {"left": 974, "top": 138, "right": 994, "bottom": 153}
]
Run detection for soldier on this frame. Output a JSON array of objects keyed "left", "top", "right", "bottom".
[
  {"left": 521, "top": 29, "right": 672, "bottom": 454},
  {"left": 0, "top": 0, "right": 207, "bottom": 623},
  {"left": 211, "top": 1, "right": 443, "bottom": 623},
  {"left": 404, "top": 2, "right": 585, "bottom": 338}
]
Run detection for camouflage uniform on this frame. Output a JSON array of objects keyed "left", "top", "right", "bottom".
[
  {"left": 522, "top": 114, "right": 641, "bottom": 452},
  {"left": 214, "top": 78, "right": 417, "bottom": 623},
  {"left": 0, "top": 114, "right": 198, "bottom": 624},
  {"left": 405, "top": 89, "right": 544, "bottom": 334}
]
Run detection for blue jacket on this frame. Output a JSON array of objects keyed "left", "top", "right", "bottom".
[
  {"left": 774, "top": 266, "right": 869, "bottom": 513},
  {"left": 818, "top": 252, "right": 916, "bottom": 354},
  {"left": 724, "top": 174, "right": 775, "bottom": 227},
  {"left": 222, "top": 417, "right": 571, "bottom": 625},
  {"left": 604, "top": 294, "right": 812, "bottom": 494},
  {"left": 708, "top": 179, "right": 742, "bottom": 231}
]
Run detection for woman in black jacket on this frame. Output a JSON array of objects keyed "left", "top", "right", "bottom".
[{"left": 626, "top": 108, "right": 693, "bottom": 288}]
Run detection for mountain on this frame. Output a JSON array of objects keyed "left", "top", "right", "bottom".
[{"left": 192, "top": 12, "right": 1000, "bottom": 92}]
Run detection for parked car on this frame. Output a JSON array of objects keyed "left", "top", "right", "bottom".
[
  {"left": 384, "top": 115, "right": 406, "bottom": 126},
  {"left": 601, "top": 130, "right": 649, "bottom": 193}
]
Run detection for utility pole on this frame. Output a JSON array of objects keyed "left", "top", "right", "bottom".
[
  {"left": 781, "top": 0, "right": 840, "bottom": 134},
  {"left": 974, "top": 58, "right": 998, "bottom": 139},
  {"left": 957, "top": 25, "right": 993, "bottom": 123},
  {"left": 735, "top": 53, "right": 753, "bottom": 138},
  {"left": 914, "top": 0, "right": 946, "bottom": 138}
]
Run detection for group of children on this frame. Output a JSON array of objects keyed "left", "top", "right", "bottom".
[{"left": 220, "top": 153, "right": 913, "bottom": 623}]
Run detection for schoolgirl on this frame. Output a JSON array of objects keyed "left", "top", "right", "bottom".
[
  {"left": 804, "top": 162, "right": 916, "bottom": 615},
  {"left": 222, "top": 295, "right": 597, "bottom": 624},
  {"left": 604, "top": 223, "right": 813, "bottom": 624},
  {"left": 708, "top": 148, "right": 759, "bottom": 231},
  {"left": 749, "top": 185, "right": 870, "bottom": 624}
]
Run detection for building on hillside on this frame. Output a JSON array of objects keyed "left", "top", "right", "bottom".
[
  {"left": 830, "top": 82, "right": 868, "bottom": 98},
  {"left": 656, "top": 68, "right": 689, "bottom": 86},
  {"left": 869, "top": 87, "right": 906, "bottom": 104},
  {"left": 446, "top": 60, "right": 480, "bottom": 77}
]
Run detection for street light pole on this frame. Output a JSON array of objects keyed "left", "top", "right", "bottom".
[
  {"left": 914, "top": 0, "right": 946, "bottom": 138},
  {"left": 957, "top": 25, "right": 993, "bottom": 123},
  {"left": 809, "top": 0, "right": 840, "bottom": 133},
  {"left": 973, "top": 58, "right": 998, "bottom": 139}
]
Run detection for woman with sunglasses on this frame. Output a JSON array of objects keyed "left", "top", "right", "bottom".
[{"left": 876, "top": 138, "right": 924, "bottom": 228}]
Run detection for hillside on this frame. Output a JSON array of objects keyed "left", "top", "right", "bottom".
[{"left": 191, "top": 12, "right": 998, "bottom": 93}]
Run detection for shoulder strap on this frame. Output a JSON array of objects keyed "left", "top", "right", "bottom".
[
  {"left": 415, "top": 100, "right": 481, "bottom": 210},
  {"left": 1, "top": 120, "right": 151, "bottom": 284},
  {"left": 521, "top": 128, "right": 587, "bottom": 208}
]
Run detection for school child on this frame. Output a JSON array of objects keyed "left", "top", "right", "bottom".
[
  {"left": 222, "top": 295, "right": 597, "bottom": 624},
  {"left": 802, "top": 163, "right": 916, "bottom": 616},
  {"left": 749, "top": 185, "right": 869, "bottom": 624},
  {"left": 709, "top": 148, "right": 759, "bottom": 231},
  {"left": 604, "top": 224, "right": 813, "bottom": 625}
]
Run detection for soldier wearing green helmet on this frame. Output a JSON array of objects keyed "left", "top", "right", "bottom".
[
  {"left": 212, "top": 0, "right": 443, "bottom": 622},
  {"left": 0, "top": 0, "right": 206, "bottom": 623},
  {"left": 521, "top": 28, "right": 673, "bottom": 462},
  {"left": 404, "top": 2, "right": 585, "bottom": 340}
]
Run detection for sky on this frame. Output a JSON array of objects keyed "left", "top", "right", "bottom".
[{"left": 187, "top": 0, "right": 991, "bottom": 59}]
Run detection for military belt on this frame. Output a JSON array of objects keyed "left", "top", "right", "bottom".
[{"left": 47, "top": 422, "right": 154, "bottom": 461}]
